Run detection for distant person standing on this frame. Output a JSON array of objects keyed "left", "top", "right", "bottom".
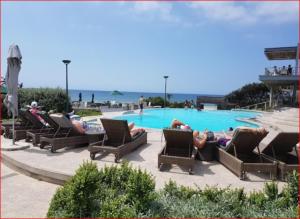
[
  {"left": 191, "top": 100, "right": 195, "bottom": 109},
  {"left": 184, "top": 100, "right": 189, "bottom": 109},
  {"left": 91, "top": 93, "right": 94, "bottom": 103},
  {"left": 139, "top": 96, "right": 144, "bottom": 114},
  {"left": 79, "top": 92, "right": 82, "bottom": 102},
  {"left": 274, "top": 66, "right": 279, "bottom": 75},
  {"left": 287, "top": 65, "right": 292, "bottom": 75}
]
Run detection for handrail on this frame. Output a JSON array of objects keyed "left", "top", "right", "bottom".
[
  {"left": 235, "top": 101, "right": 272, "bottom": 111},
  {"left": 264, "top": 66, "right": 298, "bottom": 76}
]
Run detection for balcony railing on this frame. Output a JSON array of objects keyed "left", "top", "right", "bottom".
[{"left": 264, "top": 66, "right": 298, "bottom": 76}]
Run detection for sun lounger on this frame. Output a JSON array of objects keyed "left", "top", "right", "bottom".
[
  {"left": 3, "top": 109, "right": 48, "bottom": 141},
  {"left": 158, "top": 128, "right": 197, "bottom": 174},
  {"left": 261, "top": 132, "right": 299, "bottom": 180},
  {"left": 216, "top": 128, "right": 277, "bottom": 180},
  {"left": 26, "top": 111, "right": 68, "bottom": 146},
  {"left": 1, "top": 109, "right": 33, "bottom": 137},
  {"left": 88, "top": 118, "right": 147, "bottom": 162},
  {"left": 39, "top": 114, "right": 103, "bottom": 152}
]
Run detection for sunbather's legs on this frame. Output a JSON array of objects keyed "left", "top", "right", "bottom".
[
  {"left": 128, "top": 122, "right": 135, "bottom": 131},
  {"left": 193, "top": 133, "right": 207, "bottom": 149},
  {"left": 130, "top": 128, "right": 145, "bottom": 136}
]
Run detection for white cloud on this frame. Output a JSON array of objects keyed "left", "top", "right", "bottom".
[
  {"left": 132, "top": 2, "right": 180, "bottom": 23},
  {"left": 255, "top": 2, "right": 298, "bottom": 24},
  {"left": 190, "top": 2, "right": 256, "bottom": 24},
  {"left": 189, "top": 2, "right": 298, "bottom": 25}
]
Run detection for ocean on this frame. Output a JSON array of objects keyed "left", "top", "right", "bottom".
[{"left": 70, "top": 89, "right": 224, "bottom": 103}]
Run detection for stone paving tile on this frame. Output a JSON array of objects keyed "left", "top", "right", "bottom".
[{"left": 1, "top": 164, "right": 58, "bottom": 218}]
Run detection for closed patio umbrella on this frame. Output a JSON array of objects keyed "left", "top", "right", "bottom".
[{"left": 3, "top": 44, "right": 22, "bottom": 145}]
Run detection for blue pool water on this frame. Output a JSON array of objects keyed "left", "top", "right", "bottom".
[{"left": 114, "top": 109, "right": 259, "bottom": 131}]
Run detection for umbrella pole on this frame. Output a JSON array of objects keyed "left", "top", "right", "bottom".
[{"left": 12, "top": 108, "right": 15, "bottom": 145}]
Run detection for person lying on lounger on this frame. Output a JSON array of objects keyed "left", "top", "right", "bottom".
[
  {"left": 217, "top": 127, "right": 268, "bottom": 149},
  {"left": 66, "top": 114, "right": 144, "bottom": 136},
  {"left": 28, "top": 101, "right": 47, "bottom": 126},
  {"left": 170, "top": 119, "right": 207, "bottom": 149},
  {"left": 128, "top": 122, "right": 145, "bottom": 137}
]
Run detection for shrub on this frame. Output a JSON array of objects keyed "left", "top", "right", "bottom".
[
  {"left": 145, "top": 96, "right": 169, "bottom": 107},
  {"left": 225, "top": 82, "right": 269, "bottom": 107},
  {"left": 47, "top": 163, "right": 298, "bottom": 218},
  {"left": 264, "top": 181, "right": 279, "bottom": 201},
  {"left": 248, "top": 191, "right": 267, "bottom": 207},
  {"left": 98, "top": 193, "right": 136, "bottom": 218},
  {"left": 280, "top": 170, "right": 299, "bottom": 206},
  {"left": 47, "top": 162, "right": 101, "bottom": 218},
  {"left": 98, "top": 162, "right": 156, "bottom": 212},
  {"left": 47, "top": 161, "right": 155, "bottom": 218},
  {"left": 163, "top": 180, "right": 200, "bottom": 199},
  {"left": 169, "top": 101, "right": 185, "bottom": 108},
  {"left": 2, "top": 88, "right": 72, "bottom": 119},
  {"left": 18, "top": 87, "right": 71, "bottom": 113},
  {"left": 145, "top": 180, "right": 297, "bottom": 218}
]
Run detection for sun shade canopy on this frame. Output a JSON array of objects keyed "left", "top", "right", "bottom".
[{"left": 264, "top": 46, "right": 298, "bottom": 60}]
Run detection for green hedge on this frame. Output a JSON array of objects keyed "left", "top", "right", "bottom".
[
  {"left": 145, "top": 96, "right": 169, "bottom": 107},
  {"left": 47, "top": 162, "right": 156, "bottom": 218},
  {"left": 146, "top": 177, "right": 298, "bottom": 218},
  {"left": 47, "top": 162, "right": 298, "bottom": 218},
  {"left": 1, "top": 88, "right": 71, "bottom": 119},
  {"left": 145, "top": 96, "right": 185, "bottom": 108}
]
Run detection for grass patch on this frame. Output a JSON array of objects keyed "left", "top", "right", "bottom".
[{"left": 76, "top": 109, "right": 101, "bottom": 117}]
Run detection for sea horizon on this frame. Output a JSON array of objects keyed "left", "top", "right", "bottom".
[{"left": 69, "top": 89, "right": 224, "bottom": 103}]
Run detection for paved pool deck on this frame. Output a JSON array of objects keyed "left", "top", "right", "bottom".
[
  {"left": 1, "top": 117, "right": 287, "bottom": 192},
  {"left": 1, "top": 163, "right": 58, "bottom": 218}
]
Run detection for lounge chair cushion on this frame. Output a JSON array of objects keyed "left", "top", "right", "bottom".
[
  {"left": 225, "top": 127, "right": 268, "bottom": 155},
  {"left": 50, "top": 114, "right": 73, "bottom": 129},
  {"left": 163, "top": 128, "right": 194, "bottom": 157},
  {"left": 101, "top": 118, "right": 132, "bottom": 145}
]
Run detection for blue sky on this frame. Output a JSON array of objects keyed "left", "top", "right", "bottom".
[{"left": 1, "top": 1, "right": 298, "bottom": 95}]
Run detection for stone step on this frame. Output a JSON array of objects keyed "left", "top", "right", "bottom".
[
  {"left": 259, "top": 117, "right": 298, "bottom": 125},
  {"left": 275, "top": 120, "right": 298, "bottom": 128},
  {"left": 272, "top": 111, "right": 299, "bottom": 117},
  {"left": 257, "top": 116, "right": 298, "bottom": 129},
  {"left": 271, "top": 115, "right": 298, "bottom": 123}
]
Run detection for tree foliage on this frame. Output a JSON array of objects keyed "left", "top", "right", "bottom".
[
  {"left": 225, "top": 83, "right": 269, "bottom": 107},
  {"left": 2, "top": 87, "right": 72, "bottom": 119}
]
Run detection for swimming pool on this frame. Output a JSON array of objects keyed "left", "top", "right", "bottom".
[{"left": 114, "top": 109, "right": 259, "bottom": 131}]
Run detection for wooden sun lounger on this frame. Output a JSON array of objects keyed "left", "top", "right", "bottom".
[
  {"left": 216, "top": 128, "right": 277, "bottom": 180},
  {"left": 261, "top": 132, "right": 299, "bottom": 180},
  {"left": 4, "top": 109, "right": 48, "bottom": 141},
  {"left": 158, "top": 128, "right": 197, "bottom": 175},
  {"left": 26, "top": 111, "right": 67, "bottom": 146},
  {"left": 39, "top": 114, "right": 103, "bottom": 153},
  {"left": 88, "top": 118, "right": 147, "bottom": 163},
  {"left": 1, "top": 109, "right": 33, "bottom": 137}
]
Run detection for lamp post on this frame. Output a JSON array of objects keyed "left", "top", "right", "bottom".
[
  {"left": 163, "top": 75, "right": 169, "bottom": 108},
  {"left": 62, "top": 59, "right": 71, "bottom": 113}
]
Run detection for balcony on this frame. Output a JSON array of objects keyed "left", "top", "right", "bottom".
[{"left": 259, "top": 66, "right": 299, "bottom": 85}]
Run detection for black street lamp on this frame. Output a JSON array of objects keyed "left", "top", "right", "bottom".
[
  {"left": 62, "top": 59, "right": 71, "bottom": 113},
  {"left": 163, "top": 75, "right": 169, "bottom": 108}
]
